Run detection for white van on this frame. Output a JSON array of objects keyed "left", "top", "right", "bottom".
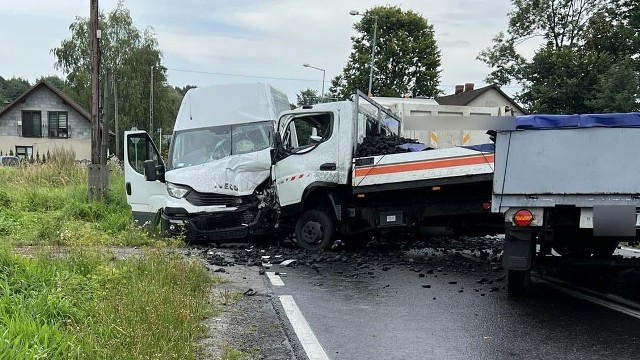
[{"left": 124, "top": 82, "right": 291, "bottom": 240}]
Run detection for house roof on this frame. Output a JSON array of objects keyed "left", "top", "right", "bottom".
[
  {"left": 435, "top": 84, "right": 527, "bottom": 114},
  {"left": 0, "top": 80, "right": 91, "bottom": 121}
]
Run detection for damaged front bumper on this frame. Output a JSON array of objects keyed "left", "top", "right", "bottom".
[{"left": 162, "top": 204, "right": 275, "bottom": 241}]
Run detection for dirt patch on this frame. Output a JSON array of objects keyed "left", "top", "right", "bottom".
[{"left": 189, "top": 249, "right": 300, "bottom": 360}]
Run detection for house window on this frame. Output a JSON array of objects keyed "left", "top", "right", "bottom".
[
  {"left": 48, "top": 111, "right": 68, "bottom": 138},
  {"left": 15, "top": 146, "right": 33, "bottom": 160},
  {"left": 22, "top": 111, "right": 42, "bottom": 138}
]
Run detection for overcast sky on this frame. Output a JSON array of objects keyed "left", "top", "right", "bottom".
[{"left": 0, "top": 0, "right": 540, "bottom": 102}]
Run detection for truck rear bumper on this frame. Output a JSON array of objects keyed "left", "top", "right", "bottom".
[{"left": 162, "top": 206, "right": 273, "bottom": 241}]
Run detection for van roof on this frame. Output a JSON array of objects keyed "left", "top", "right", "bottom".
[{"left": 173, "top": 83, "right": 290, "bottom": 131}]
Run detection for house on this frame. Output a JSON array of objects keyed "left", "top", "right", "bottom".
[
  {"left": 0, "top": 80, "right": 97, "bottom": 161},
  {"left": 436, "top": 83, "right": 527, "bottom": 116}
]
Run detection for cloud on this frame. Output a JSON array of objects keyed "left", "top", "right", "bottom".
[{"left": 0, "top": 0, "right": 540, "bottom": 101}]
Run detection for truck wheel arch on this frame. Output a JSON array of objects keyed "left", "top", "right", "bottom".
[{"left": 301, "top": 182, "right": 343, "bottom": 222}]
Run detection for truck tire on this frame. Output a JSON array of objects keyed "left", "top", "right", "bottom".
[
  {"left": 295, "top": 210, "right": 335, "bottom": 252},
  {"left": 590, "top": 238, "right": 620, "bottom": 258},
  {"left": 507, "top": 269, "right": 530, "bottom": 297}
]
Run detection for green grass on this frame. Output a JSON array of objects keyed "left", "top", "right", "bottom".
[
  {"left": 0, "top": 246, "right": 215, "bottom": 359},
  {"left": 0, "top": 148, "right": 170, "bottom": 246},
  {"left": 0, "top": 150, "right": 226, "bottom": 359}
]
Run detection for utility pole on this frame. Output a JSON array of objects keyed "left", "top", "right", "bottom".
[
  {"left": 101, "top": 70, "right": 110, "bottom": 165},
  {"left": 90, "top": 0, "right": 100, "bottom": 165},
  {"left": 149, "top": 66, "right": 154, "bottom": 135},
  {"left": 114, "top": 74, "right": 119, "bottom": 160},
  {"left": 88, "top": 0, "right": 108, "bottom": 200}
]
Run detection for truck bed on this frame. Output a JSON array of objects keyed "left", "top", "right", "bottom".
[{"left": 352, "top": 146, "right": 495, "bottom": 193}]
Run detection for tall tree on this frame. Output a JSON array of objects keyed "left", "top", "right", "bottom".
[
  {"left": 478, "top": 0, "right": 639, "bottom": 113},
  {"left": 296, "top": 88, "right": 319, "bottom": 106},
  {"left": 330, "top": 5, "right": 442, "bottom": 99},
  {"left": 52, "top": 0, "right": 178, "bottom": 155}
]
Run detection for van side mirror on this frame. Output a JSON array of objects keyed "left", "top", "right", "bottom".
[
  {"left": 271, "top": 131, "right": 286, "bottom": 164},
  {"left": 309, "top": 135, "right": 323, "bottom": 144},
  {"left": 144, "top": 160, "right": 165, "bottom": 182}
]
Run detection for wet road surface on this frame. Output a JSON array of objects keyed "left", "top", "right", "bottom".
[{"left": 266, "top": 254, "right": 640, "bottom": 360}]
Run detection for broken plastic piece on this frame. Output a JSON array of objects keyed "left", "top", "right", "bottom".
[{"left": 280, "top": 259, "right": 297, "bottom": 266}]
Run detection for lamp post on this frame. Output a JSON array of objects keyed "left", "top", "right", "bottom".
[
  {"left": 303, "top": 63, "right": 325, "bottom": 103},
  {"left": 349, "top": 10, "right": 377, "bottom": 97}
]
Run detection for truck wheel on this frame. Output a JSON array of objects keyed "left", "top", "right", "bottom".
[
  {"left": 507, "top": 270, "right": 530, "bottom": 297},
  {"left": 295, "top": 210, "right": 335, "bottom": 252},
  {"left": 591, "top": 238, "right": 620, "bottom": 258}
]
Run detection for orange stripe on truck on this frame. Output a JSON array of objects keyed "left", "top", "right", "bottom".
[{"left": 354, "top": 154, "right": 495, "bottom": 177}]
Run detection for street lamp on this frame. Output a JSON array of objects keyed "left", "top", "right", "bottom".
[
  {"left": 303, "top": 63, "right": 326, "bottom": 103},
  {"left": 349, "top": 9, "right": 378, "bottom": 97}
]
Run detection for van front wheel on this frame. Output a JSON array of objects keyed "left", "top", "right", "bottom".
[{"left": 295, "top": 210, "right": 335, "bottom": 252}]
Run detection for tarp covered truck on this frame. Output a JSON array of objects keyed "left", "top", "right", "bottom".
[{"left": 492, "top": 113, "right": 640, "bottom": 295}]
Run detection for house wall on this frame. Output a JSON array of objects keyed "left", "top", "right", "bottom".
[
  {"left": 0, "top": 86, "right": 92, "bottom": 160},
  {"left": 467, "top": 89, "right": 526, "bottom": 116}
]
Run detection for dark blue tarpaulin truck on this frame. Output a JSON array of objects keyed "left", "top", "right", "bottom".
[{"left": 492, "top": 113, "right": 640, "bottom": 295}]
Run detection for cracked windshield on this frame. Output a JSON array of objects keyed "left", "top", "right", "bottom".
[{"left": 169, "top": 121, "right": 272, "bottom": 169}]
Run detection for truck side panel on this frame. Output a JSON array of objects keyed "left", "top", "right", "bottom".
[
  {"left": 493, "top": 128, "right": 640, "bottom": 196},
  {"left": 353, "top": 147, "right": 494, "bottom": 188}
]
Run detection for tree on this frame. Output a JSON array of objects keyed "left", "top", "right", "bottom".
[
  {"left": 36, "top": 75, "right": 67, "bottom": 91},
  {"left": 330, "top": 5, "right": 442, "bottom": 99},
  {"left": 52, "top": 0, "right": 179, "bottom": 156},
  {"left": 478, "top": 0, "right": 639, "bottom": 113},
  {"left": 296, "top": 88, "right": 319, "bottom": 106},
  {"left": 0, "top": 77, "right": 31, "bottom": 104}
]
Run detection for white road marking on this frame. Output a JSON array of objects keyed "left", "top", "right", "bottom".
[
  {"left": 279, "top": 295, "right": 330, "bottom": 360},
  {"left": 266, "top": 271, "right": 284, "bottom": 286},
  {"left": 534, "top": 277, "right": 640, "bottom": 320},
  {"left": 619, "top": 246, "right": 640, "bottom": 256}
]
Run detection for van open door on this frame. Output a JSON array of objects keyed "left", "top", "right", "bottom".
[{"left": 124, "top": 131, "right": 167, "bottom": 226}]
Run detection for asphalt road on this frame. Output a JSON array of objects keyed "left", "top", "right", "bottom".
[{"left": 266, "top": 254, "right": 640, "bottom": 360}]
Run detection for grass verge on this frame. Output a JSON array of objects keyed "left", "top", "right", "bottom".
[
  {"left": 0, "top": 148, "right": 171, "bottom": 246},
  {"left": 0, "top": 246, "right": 215, "bottom": 359}
]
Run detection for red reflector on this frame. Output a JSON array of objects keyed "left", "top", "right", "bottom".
[
  {"left": 513, "top": 209, "right": 533, "bottom": 227},
  {"left": 483, "top": 202, "right": 491, "bottom": 210}
]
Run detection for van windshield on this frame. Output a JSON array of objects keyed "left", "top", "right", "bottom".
[{"left": 168, "top": 121, "right": 273, "bottom": 170}]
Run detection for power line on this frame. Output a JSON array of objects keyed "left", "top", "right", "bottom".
[
  {"left": 166, "top": 67, "right": 524, "bottom": 89},
  {"left": 166, "top": 68, "right": 325, "bottom": 82}
]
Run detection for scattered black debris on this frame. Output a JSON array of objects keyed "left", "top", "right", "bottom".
[
  {"left": 448, "top": 281, "right": 458, "bottom": 285},
  {"left": 244, "top": 289, "right": 257, "bottom": 296},
  {"left": 422, "top": 284, "right": 431, "bottom": 288}
]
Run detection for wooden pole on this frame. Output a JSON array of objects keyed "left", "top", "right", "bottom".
[
  {"left": 101, "top": 70, "right": 110, "bottom": 165},
  {"left": 90, "top": 0, "right": 100, "bottom": 165},
  {"left": 114, "top": 75, "right": 119, "bottom": 160}
]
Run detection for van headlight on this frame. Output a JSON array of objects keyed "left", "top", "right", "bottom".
[{"left": 166, "top": 182, "right": 191, "bottom": 199}]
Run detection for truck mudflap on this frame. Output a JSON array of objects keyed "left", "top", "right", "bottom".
[
  {"left": 503, "top": 228, "right": 535, "bottom": 271},
  {"left": 161, "top": 206, "right": 273, "bottom": 241}
]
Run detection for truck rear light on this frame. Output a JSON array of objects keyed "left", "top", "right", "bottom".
[
  {"left": 513, "top": 209, "right": 533, "bottom": 227},
  {"left": 483, "top": 202, "right": 491, "bottom": 210}
]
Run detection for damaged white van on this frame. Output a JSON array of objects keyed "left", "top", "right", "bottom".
[{"left": 124, "top": 83, "right": 291, "bottom": 240}]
